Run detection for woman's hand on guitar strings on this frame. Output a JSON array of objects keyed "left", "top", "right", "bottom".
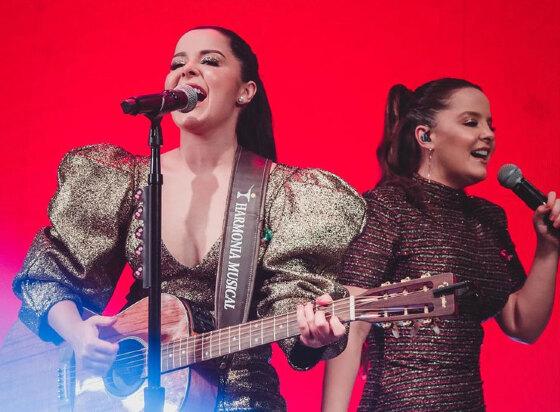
[
  {"left": 69, "top": 315, "right": 119, "bottom": 376},
  {"left": 296, "top": 294, "right": 346, "bottom": 348}
]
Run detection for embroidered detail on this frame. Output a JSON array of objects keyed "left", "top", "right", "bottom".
[
  {"left": 499, "top": 249, "right": 513, "bottom": 262},
  {"left": 133, "top": 266, "right": 143, "bottom": 279},
  {"left": 135, "top": 226, "right": 144, "bottom": 239},
  {"left": 134, "top": 189, "right": 143, "bottom": 201},
  {"left": 134, "top": 206, "right": 143, "bottom": 219},
  {"left": 262, "top": 227, "right": 273, "bottom": 242},
  {"left": 135, "top": 244, "right": 144, "bottom": 256}
]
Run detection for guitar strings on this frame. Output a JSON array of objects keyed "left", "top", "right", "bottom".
[
  {"left": 0, "top": 296, "right": 432, "bottom": 390},
  {"left": 58, "top": 289, "right": 439, "bottom": 378},
  {"left": 0, "top": 290, "right": 438, "bottom": 384},
  {"left": 67, "top": 290, "right": 436, "bottom": 377}
]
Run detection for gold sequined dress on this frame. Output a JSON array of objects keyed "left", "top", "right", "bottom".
[{"left": 13, "top": 144, "right": 366, "bottom": 411}]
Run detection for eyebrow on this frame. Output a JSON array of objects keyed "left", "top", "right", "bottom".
[
  {"left": 459, "top": 111, "right": 492, "bottom": 120},
  {"left": 172, "top": 49, "right": 226, "bottom": 59}
]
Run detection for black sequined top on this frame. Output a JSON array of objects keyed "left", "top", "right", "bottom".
[{"left": 339, "top": 176, "right": 526, "bottom": 411}]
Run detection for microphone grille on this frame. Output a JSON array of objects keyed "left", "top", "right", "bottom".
[
  {"left": 497, "top": 164, "right": 523, "bottom": 188},
  {"left": 175, "top": 85, "right": 199, "bottom": 113}
]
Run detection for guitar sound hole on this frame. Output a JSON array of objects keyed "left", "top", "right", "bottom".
[{"left": 103, "top": 338, "right": 146, "bottom": 397}]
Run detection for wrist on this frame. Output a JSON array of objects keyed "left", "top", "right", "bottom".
[{"left": 535, "top": 238, "right": 559, "bottom": 257}]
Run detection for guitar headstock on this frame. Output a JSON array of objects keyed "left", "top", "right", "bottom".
[{"left": 352, "top": 273, "right": 457, "bottom": 331}]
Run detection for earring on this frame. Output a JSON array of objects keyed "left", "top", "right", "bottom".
[
  {"left": 237, "top": 96, "right": 245, "bottom": 104},
  {"left": 427, "top": 148, "right": 434, "bottom": 183},
  {"left": 421, "top": 132, "right": 431, "bottom": 142}
]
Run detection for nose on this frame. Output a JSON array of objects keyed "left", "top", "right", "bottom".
[
  {"left": 481, "top": 123, "right": 495, "bottom": 144},
  {"left": 180, "top": 62, "right": 200, "bottom": 79}
]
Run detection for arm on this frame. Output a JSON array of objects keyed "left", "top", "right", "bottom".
[
  {"left": 12, "top": 145, "right": 136, "bottom": 371},
  {"left": 257, "top": 167, "right": 366, "bottom": 370},
  {"left": 322, "top": 286, "right": 371, "bottom": 412},
  {"left": 496, "top": 191, "right": 560, "bottom": 343}
]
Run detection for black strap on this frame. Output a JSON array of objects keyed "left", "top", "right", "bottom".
[{"left": 214, "top": 147, "right": 271, "bottom": 328}]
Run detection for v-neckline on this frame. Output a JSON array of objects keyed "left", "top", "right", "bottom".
[
  {"left": 161, "top": 237, "right": 222, "bottom": 271},
  {"left": 155, "top": 159, "right": 282, "bottom": 272}
]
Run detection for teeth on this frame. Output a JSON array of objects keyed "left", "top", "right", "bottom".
[{"left": 471, "top": 149, "right": 489, "bottom": 158}]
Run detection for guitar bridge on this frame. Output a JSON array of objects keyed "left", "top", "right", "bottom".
[{"left": 57, "top": 347, "right": 76, "bottom": 410}]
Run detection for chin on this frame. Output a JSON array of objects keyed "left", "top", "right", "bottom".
[
  {"left": 172, "top": 112, "right": 205, "bottom": 132},
  {"left": 465, "top": 171, "right": 487, "bottom": 187}
]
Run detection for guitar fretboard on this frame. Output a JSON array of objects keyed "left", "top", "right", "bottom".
[{"left": 160, "top": 298, "right": 354, "bottom": 372}]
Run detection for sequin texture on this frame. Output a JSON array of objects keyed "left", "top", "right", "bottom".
[
  {"left": 339, "top": 176, "right": 526, "bottom": 412},
  {"left": 12, "top": 144, "right": 366, "bottom": 411}
]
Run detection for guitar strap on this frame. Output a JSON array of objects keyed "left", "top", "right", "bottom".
[{"left": 214, "top": 147, "right": 271, "bottom": 328}]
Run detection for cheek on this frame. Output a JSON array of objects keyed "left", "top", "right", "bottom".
[
  {"left": 207, "top": 71, "right": 241, "bottom": 98},
  {"left": 164, "top": 71, "right": 180, "bottom": 89}
]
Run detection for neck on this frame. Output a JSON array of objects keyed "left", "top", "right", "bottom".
[
  {"left": 417, "top": 162, "right": 465, "bottom": 190},
  {"left": 177, "top": 128, "right": 238, "bottom": 174}
]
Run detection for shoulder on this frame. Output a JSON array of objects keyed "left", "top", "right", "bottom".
[
  {"left": 267, "top": 163, "right": 366, "bottom": 232},
  {"left": 271, "top": 164, "right": 364, "bottom": 208},
  {"left": 363, "top": 183, "right": 409, "bottom": 210},
  {"left": 467, "top": 195, "right": 507, "bottom": 225},
  {"left": 60, "top": 144, "right": 141, "bottom": 175}
]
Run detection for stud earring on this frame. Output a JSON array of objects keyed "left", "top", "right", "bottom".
[{"left": 237, "top": 96, "right": 245, "bottom": 104}]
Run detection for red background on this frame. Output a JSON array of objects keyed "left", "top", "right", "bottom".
[{"left": 1, "top": 1, "right": 559, "bottom": 410}]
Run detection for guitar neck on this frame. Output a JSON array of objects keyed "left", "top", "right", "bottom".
[
  {"left": 159, "top": 273, "right": 458, "bottom": 373},
  {"left": 160, "top": 296, "right": 355, "bottom": 372}
]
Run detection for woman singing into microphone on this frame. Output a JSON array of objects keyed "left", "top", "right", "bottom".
[
  {"left": 11, "top": 26, "right": 365, "bottom": 411},
  {"left": 323, "top": 78, "right": 559, "bottom": 411}
]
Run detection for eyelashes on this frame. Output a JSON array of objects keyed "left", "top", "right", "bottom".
[
  {"left": 464, "top": 119, "right": 495, "bottom": 132},
  {"left": 169, "top": 55, "right": 221, "bottom": 71},
  {"left": 170, "top": 61, "right": 184, "bottom": 71},
  {"left": 200, "top": 56, "right": 220, "bottom": 66}
]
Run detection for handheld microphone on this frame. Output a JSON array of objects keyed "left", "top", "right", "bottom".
[
  {"left": 120, "top": 85, "right": 201, "bottom": 116},
  {"left": 498, "top": 164, "right": 558, "bottom": 235},
  {"left": 497, "top": 164, "right": 547, "bottom": 209}
]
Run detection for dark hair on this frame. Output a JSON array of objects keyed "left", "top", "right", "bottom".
[
  {"left": 189, "top": 26, "right": 276, "bottom": 161},
  {"left": 377, "top": 78, "right": 482, "bottom": 192}
]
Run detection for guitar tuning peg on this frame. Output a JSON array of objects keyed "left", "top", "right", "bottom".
[
  {"left": 410, "top": 321, "right": 422, "bottom": 339},
  {"left": 380, "top": 322, "right": 392, "bottom": 330},
  {"left": 420, "top": 306, "right": 432, "bottom": 325},
  {"left": 431, "top": 320, "right": 441, "bottom": 335},
  {"left": 400, "top": 308, "right": 412, "bottom": 327},
  {"left": 392, "top": 323, "right": 400, "bottom": 339}
]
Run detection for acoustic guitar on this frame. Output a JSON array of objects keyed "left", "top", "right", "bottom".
[{"left": 0, "top": 273, "right": 458, "bottom": 411}]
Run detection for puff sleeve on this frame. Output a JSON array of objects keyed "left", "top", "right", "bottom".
[
  {"left": 12, "top": 144, "right": 137, "bottom": 341},
  {"left": 256, "top": 166, "right": 366, "bottom": 370}
]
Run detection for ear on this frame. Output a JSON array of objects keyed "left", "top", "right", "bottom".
[
  {"left": 236, "top": 81, "right": 257, "bottom": 106},
  {"left": 414, "top": 125, "right": 433, "bottom": 150}
]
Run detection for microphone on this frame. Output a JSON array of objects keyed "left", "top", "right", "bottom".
[
  {"left": 498, "top": 164, "right": 558, "bottom": 235},
  {"left": 120, "top": 85, "right": 201, "bottom": 116},
  {"left": 497, "top": 164, "right": 547, "bottom": 210}
]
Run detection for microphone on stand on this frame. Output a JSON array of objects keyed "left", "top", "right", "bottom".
[
  {"left": 498, "top": 163, "right": 558, "bottom": 236},
  {"left": 120, "top": 85, "right": 202, "bottom": 116}
]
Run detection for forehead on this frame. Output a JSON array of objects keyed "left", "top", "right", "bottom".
[
  {"left": 174, "top": 29, "right": 232, "bottom": 55},
  {"left": 446, "top": 88, "right": 491, "bottom": 116}
]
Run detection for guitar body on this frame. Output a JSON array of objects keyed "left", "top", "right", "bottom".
[{"left": 0, "top": 294, "right": 218, "bottom": 411}]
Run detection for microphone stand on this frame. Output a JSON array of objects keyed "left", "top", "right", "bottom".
[
  {"left": 142, "top": 114, "right": 165, "bottom": 412},
  {"left": 120, "top": 88, "right": 198, "bottom": 411}
]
